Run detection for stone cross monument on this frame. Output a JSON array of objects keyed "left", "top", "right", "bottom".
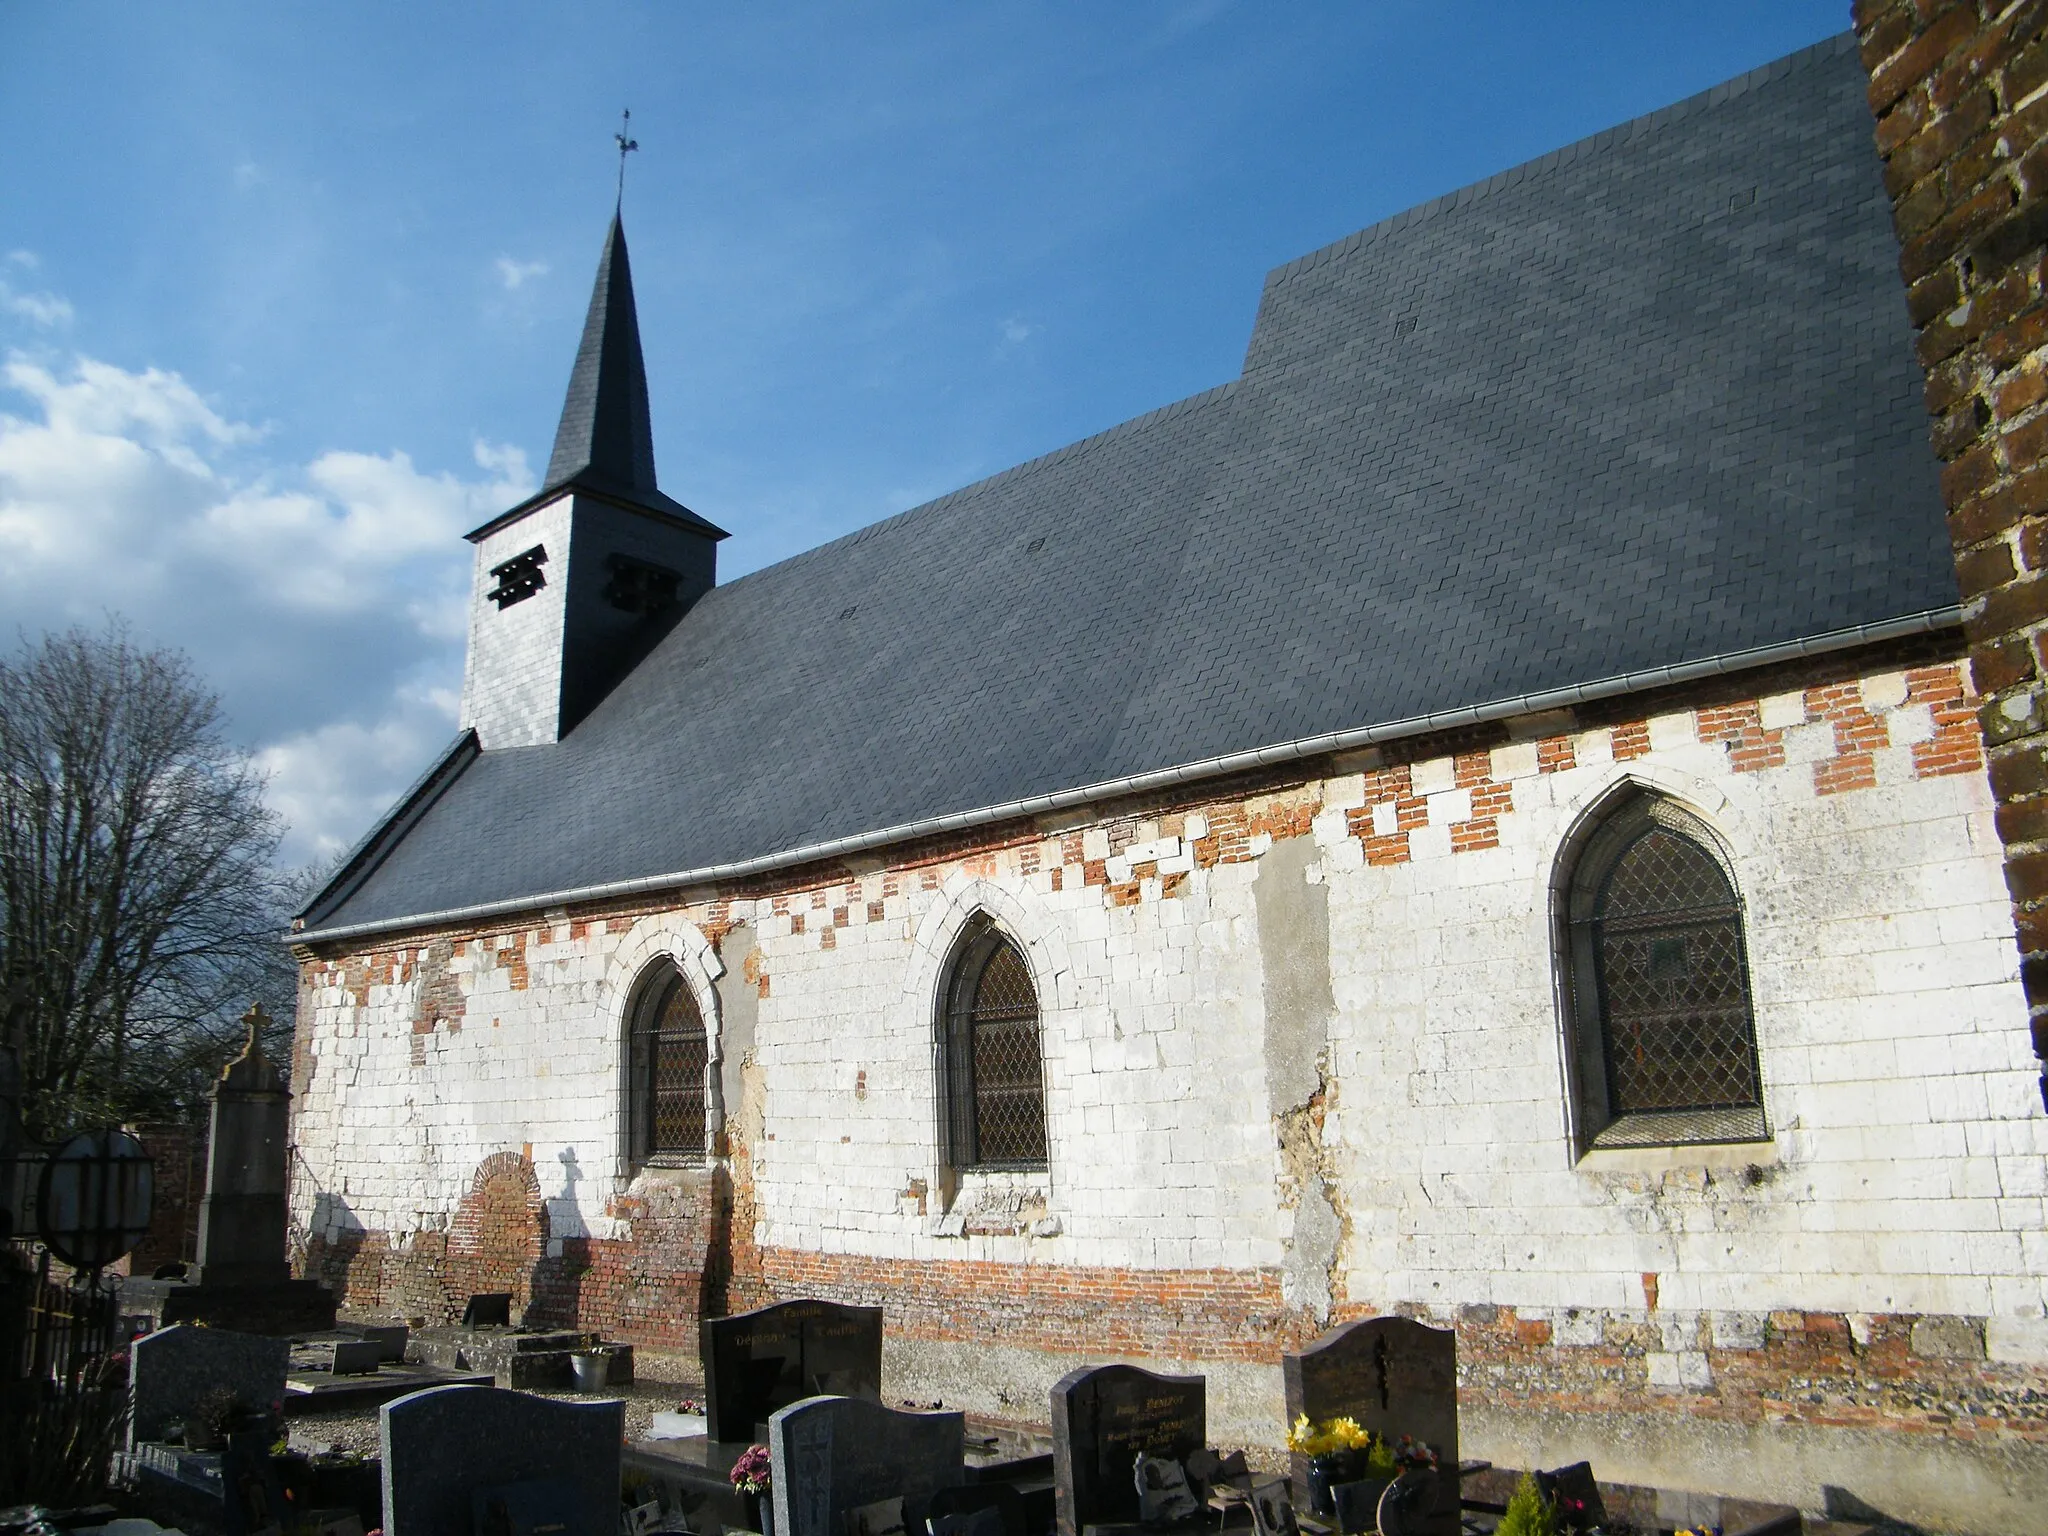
[
  {"left": 131, "top": 1002, "right": 335, "bottom": 1334},
  {"left": 191, "top": 1003, "right": 290, "bottom": 1288}
]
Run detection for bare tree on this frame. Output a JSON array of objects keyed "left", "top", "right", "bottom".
[{"left": 0, "top": 625, "right": 284, "bottom": 1139}]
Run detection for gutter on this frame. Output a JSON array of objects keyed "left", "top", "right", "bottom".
[{"left": 289, "top": 604, "right": 1963, "bottom": 948}]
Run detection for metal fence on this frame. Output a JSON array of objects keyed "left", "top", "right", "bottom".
[{"left": 5, "top": 1242, "right": 123, "bottom": 1386}]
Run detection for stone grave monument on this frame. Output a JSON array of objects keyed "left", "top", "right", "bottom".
[
  {"left": 770, "top": 1394, "right": 966, "bottom": 1536},
  {"left": 1050, "top": 1363, "right": 1206, "bottom": 1536},
  {"left": 702, "top": 1297, "right": 884, "bottom": 1442},
  {"left": 381, "top": 1382, "right": 624, "bottom": 1535},
  {"left": 129, "top": 1322, "right": 290, "bottom": 1449},
  {"left": 125, "top": 1323, "right": 293, "bottom": 1532},
  {"left": 1282, "top": 1317, "right": 1458, "bottom": 1536},
  {"left": 124, "top": 1005, "right": 335, "bottom": 1335}
]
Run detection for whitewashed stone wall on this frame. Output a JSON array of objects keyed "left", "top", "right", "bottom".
[{"left": 294, "top": 657, "right": 2039, "bottom": 1327}]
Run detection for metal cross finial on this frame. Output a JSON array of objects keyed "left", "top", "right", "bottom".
[{"left": 615, "top": 108, "right": 639, "bottom": 207}]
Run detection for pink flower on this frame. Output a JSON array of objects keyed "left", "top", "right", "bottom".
[{"left": 730, "top": 1443, "right": 773, "bottom": 1494}]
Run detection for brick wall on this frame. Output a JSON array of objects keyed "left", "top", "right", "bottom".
[
  {"left": 130, "top": 1118, "right": 205, "bottom": 1275},
  {"left": 1855, "top": 0, "right": 2048, "bottom": 1105}
]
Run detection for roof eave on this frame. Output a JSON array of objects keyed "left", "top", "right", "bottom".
[
  {"left": 464, "top": 473, "right": 729, "bottom": 544},
  {"left": 286, "top": 603, "right": 1962, "bottom": 950},
  {"left": 292, "top": 729, "right": 482, "bottom": 931}
]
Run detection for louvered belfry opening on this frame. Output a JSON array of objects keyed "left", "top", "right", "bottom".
[
  {"left": 1590, "top": 822, "right": 1761, "bottom": 1117},
  {"left": 942, "top": 918, "right": 1048, "bottom": 1170},
  {"left": 628, "top": 962, "right": 708, "bottom": 1163}
]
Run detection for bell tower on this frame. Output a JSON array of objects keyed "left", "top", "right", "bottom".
[{"left": 459, "top": 213, "right": 726, "bottom": 747}]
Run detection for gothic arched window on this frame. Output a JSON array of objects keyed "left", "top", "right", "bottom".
[
  {"left": 626, "top": 959, "right": 709, "bottom": 1165},
  {"left": 1562, "top": 793, "right": 1767, "bottom": 1150},
  {"left": 939, "top": 917, "right": 1048, "bottom": 1170}
]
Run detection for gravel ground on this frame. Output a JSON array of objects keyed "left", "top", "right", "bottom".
[{"left": 284, "top": 1349, "right": 705, "bottom": 1458}]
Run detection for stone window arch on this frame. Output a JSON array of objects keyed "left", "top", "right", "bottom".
[
  {"left": 625, "top": 957, "right": 711, "bottom": 1166},
  {"left": 938, "top": 914, "right": 1048, "bottom": 1171},
  {"left": 1560, "top": 790, "right": 1768, "bottom": 1151}
]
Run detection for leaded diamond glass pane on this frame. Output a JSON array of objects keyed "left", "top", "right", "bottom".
[
  {"left": 639, "top": 976, "right": 707, "bottom": 1157},
  {"left": 1593, "top": 827, "right": 1759, "bottom": 1114},
  {"left": 968, "top": 942, "right": 1046, "bottom": 1166}
]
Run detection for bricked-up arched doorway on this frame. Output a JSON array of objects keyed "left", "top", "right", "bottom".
[{"left": 447, "top": 1151, "right": 547, "bottom": 1319}]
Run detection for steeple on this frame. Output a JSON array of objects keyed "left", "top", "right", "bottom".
[
  {"left": 544, "top": 213, "right": 661, "bottom": 499},
  {"left": 457, "top": 210, "right": 725, "bottom": 749}
]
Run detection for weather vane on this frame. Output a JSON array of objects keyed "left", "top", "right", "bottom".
[{"left": 615, "top": 108, "right": 639, "bottom": 206}]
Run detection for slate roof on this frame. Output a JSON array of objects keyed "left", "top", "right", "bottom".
[
  {"left": 479, "top": 215, "right": 725, "bottom": 542},
  {"left": 301, "top": 33, "right": 1958, "bottom": 939}
]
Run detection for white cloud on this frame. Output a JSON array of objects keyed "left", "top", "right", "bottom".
[
  {"left": 1, "top": 275, "right": 74, "bottom": 329},
  {"left": 233, "top": 159, "right": 263, "bottom": 191},
  {"left": 255, "top": 680, "right": 465, "bottom": 867},
  {"left": 495, "top": 256, "right": 550, "bottom": 291},
  {"left": 999, "top": 315, "right": 1037, "bottom": 345},
  {"left": 7, "top": 251, "right": 39, "bottom": 270},
  {"left": 0, "top": 346, "right": 534, "bottom": 867}
]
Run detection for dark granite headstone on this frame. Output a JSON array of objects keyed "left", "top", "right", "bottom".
[
  {"left": 1535, "top": 1464, "right": 1605, "bottom": 1533},
  {"left": 350, "top": 1323, "right": 409, "bottom": 1362},
  {"left": 129, "top": 1323, "right": 289, "bottom": 1449},
  {"left": 1049, "top": 1363, "right": 1205, "bottom": 1536},
  {"left": 380, "top": 1384, "right": 622, "bottom": 1536},
  {"left": 1282, "top": 1319, "right": 1457, "bottom": 1536},
  {"left": 473, "top": 1477, "right": 581, "bottom": 1535},
  {"left": 1329, "top": 1479, "right": 1393, "bottom": 1536},
  {"left": 331, "top": 1339, "right": 383, "bottom": 1376},
  {"left": 768, "top": 1395, "right": 964, "bottom": 1536},
  {"left": 702, "top": 1298, "right": 883, "bottom": 1442}
]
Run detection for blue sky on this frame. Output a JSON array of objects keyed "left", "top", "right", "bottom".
[{"left": 0, "top": 2, "right": 1852, "bottom": 867}]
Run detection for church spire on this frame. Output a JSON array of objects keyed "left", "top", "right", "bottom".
[{"left": 544, "top": 213, "right": 660, "bottom": 497}]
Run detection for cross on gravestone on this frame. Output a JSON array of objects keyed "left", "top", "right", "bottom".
[
  {"left": 701, "top": 1298, "right": 884, "bottom": 1442},
  {"left": 191, "top": 1004, "right": 290, "bottom": 1289},
  {"left": 1282, "top": 1318, "right": 1458, "bottom": 1536},
  {"left": 129, "top": 1323, "right": 289, "bottom": 1449},
  {"left": 1050, "top": 1363, "right": 1206, "bottom": 1536},
  {"left": 768, "top": 1394, "right": 965, "bottom": 1536},
  {"left": 380, "top": 1384, "right": 622, "bottom": 1536}
]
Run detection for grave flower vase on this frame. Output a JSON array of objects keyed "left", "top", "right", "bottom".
[
  {"left": 745, "top": 1491, "right": 774, "bottom": 1536},
  {"left": 1306, "top": 1451, "right": 1365, "bottom": 1515}
]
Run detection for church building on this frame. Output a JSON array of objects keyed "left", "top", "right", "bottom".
[{"left": 287, "top": 36, "right": 2048, "bottom": 1523}]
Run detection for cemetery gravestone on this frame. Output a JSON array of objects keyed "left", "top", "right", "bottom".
[
  {"left": 129, "top": 1323, "right": 290, "bottom": 1449},
  {"left": 1282, "top": 1318, "right": 1458, "bottom": 1536},
  {"left": 348, "top": 1323, "right": 408, "bottom": 1362},
  {"left": 331, "top": 1339, "right": 384, "bottom": 1376},
  {"left": 769, "top": 1394, "right": 965, "bottom": 1536},
  {"left": 381, "top": 1383, "right": 623, "bottom": 1536},
  {"left": 137, "top": 1006, "right": 335, "bottom": 1335},
  {"left": 702, "top": 1297, "right": 884, "bottom": 1442},
  {"left": 191, "top": 1007, "right": 291, "bottom": 1288},
  {"left": 1050, "top": 1363, "right": 1206, "bottom": 1536}
]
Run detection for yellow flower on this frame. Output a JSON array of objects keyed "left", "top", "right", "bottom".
[{"left": 1329, "top": 1417, "right": 1373, "bottom": 1450}]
